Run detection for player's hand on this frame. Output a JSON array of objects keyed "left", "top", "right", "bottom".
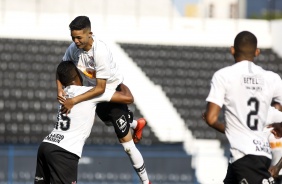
[
  {"left": 57, "top": 89, "right": 66, "bottom": 104},
  {"left": 268, "top": 123, "right": 282, "bottom": 138},
  {"left": 269, "top": 165, "right": 280, "bottom": 178},
  {"left": 60, "top": 98, "right": 75, "bottom": 115}
]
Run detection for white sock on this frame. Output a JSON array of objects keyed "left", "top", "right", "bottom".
[
  {"left": 121, "top": 140, "right": 149, "bottom": 184},
  {"left": 130, "top": 120, "right": 138, "bottom": 129}
]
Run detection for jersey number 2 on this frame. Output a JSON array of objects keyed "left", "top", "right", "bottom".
[{"left": 247, "top": 97, "right": 259, "bottom": 130}]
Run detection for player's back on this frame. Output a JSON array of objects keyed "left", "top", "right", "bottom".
[{"left": 213, "top": 60, "right": 282, "bottom": 161}]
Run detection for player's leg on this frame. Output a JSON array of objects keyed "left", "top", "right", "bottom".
[
  {"left": 232, "top": 155, "right": 275, "bottom": 184},
  {"left": 34, "top": 143, "right": 51, "bottom": 184},
  {"left": 223, "top": 163, "right": 237, "bottom": 184},
  {"left": 115, "top": 84, "right": 147, "bottom": 143},
  {"left": 108, "top": 105, "right": 150, "bottom": 184},
  {"left": 128, "top": 110, "right": 147, "bottom": 144},
  {"left": 43, "top": 143, "right": 79, "bottom": 184},
  {"left": 96, "top": 102, "right": 147, "bottom": 143},
  {"left": 276, "top": 175, "right": 282, "bottom": 184}
]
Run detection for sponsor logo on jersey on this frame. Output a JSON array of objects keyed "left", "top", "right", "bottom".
[
  {"left": 44, "top": 133, "right": 64, "bottom": 143},
  {"left": 241, "top": 75, "right": 264, "bottom": 92},
  {"left": 253, "top": 139, "right": 271, "bottom": 154},
  {"left": 116, "top": 115, "right": 127, "bottom": 132},
  {"left": 269, "top": 141, "right": 282, "bottom": 149}
]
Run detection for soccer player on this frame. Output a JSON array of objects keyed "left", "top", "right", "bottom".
[
  {"left": 203, "top": 31, "right": 282, "bottom": 183},
  {"left": 35, "top": 61, "right": 150, "bottom": 184},
  {"left": 268, "top": 132, "right": 282, "bottom": 184},
  {"left": 267, "top": 102, "right": 282, "bottom": 184},
  {"left": 57, "top": 15, "right": 146, "bottom": 144}
]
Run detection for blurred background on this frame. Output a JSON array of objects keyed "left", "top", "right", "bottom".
[{"left": 1, "top": 0, "right": 282, "bottom": 183}]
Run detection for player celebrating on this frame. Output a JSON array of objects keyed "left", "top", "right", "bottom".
[
  {"left": 56, "top": 16, "right": 150, "bottom": 184},
  {"left": 203, "top": 31, "right": 282, "bottom": 183},
  {"left": 35, "top": 61, "right": 138, "bottom": 183},
  {"left": 58, "top": 15, "right": 146, "bottom": 144}
]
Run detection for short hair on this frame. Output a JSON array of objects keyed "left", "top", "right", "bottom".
[
  {"left": 69, "top": 16, "right": 91, "bottom": 31},
  {"left": 234, "top": 31, "right": 257, "bottom": 58},
  {"left": 57, "top": 61, "right": 79, "bottom": 86}
]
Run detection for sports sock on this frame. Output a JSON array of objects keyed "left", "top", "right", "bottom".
[
  {"left": 130, "top": 120, "right": 137, "bottom": 129},
  {"left": 121, "top": 140, "right": 149, "bottom": 184}
]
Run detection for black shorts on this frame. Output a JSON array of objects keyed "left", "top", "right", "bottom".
[
  {"left": 224, "top": 155, "right": 275, "bottom": 184},
  {"left": 275, "top": 175, "right": 282, "bottom": 184},
  {"left": 34, "top": 142, "right": 79, "bottom": 184},
  {"left": 96, "top": 85, "right": 132, "bottom": 139}
]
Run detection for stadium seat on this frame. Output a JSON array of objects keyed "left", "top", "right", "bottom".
[{"left": 119, "top": 43, "right": 282, "bottom": 147}]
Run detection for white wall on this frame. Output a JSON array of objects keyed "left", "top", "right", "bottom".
[
  {"left": 0, "top": 0, "right": 281, "bottom": 54},
  {"left": 271, "top": 20, "right": 282, "bottom": 58},
  {"left": 0, "top": 0, "right": 277, "bottom": 50}
]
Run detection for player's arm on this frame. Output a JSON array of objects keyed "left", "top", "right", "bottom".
[
  {"left": 110, "top": 83, "right": 134, "bottom": 104},
  {"left": 203, "top": 102, "right": 225, "bottom": 134},
  {"left": 269, "top": 157, "right": 282, "bottom": 178},
  {"left": 62, "top": 78, "right": 106, "bottom": 112},
  {"left": 272, "top": 101, "right": 282, "bottom": 111}
]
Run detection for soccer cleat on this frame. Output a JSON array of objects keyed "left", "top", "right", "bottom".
[{"left": 133, "top": 118, "right": 147, "bottom": 144}]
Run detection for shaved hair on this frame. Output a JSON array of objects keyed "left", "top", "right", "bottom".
[
  {"left": 56, "top": 61, "right": 79, "bottom": 86},
  {"left": 234, "top": 31, "right": 257, "bottom": 59}
]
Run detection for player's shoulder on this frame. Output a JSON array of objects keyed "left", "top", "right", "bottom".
[
  {"left": 66, "top": 42, "right": 79, "bottom": 52},
  {"left": 94, "top": 36, "right": 110, "bottom": 51},
  {"left": 264, "top": 69, "right": 281, "bottom": 78},
  {"left": 64, "top": 43, "right": 81, "bottom": 59},
  {"left": 213, "top": 65, "right": 233, "bottom": 77}
]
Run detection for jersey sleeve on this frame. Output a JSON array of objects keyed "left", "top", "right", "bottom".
[
  {"left": 266, "top": 106, "right": 282, "bottom": 125},
  {"left": 94, "top": 42, "right": 112, "bottom": 79},
  {"left": 89, "top": 88, "right": 115, "bottom": 103},
  {"left": 272, "top": 75, "right": 282, "bottom": 105},
  {"left": 62, "top": 43, "right": 79, "bottom": 62},
  {"left": 206, "top": 71, "right": 226, "bottom": 107}
]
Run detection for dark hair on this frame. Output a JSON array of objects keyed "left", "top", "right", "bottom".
[
  {"left": 56, "top": 61, "right": 79, "bottom": 86},
  {"left": 234, "top": 31, "right": 257, "bottom": 58},
  {"left": 69, "top": 16, "right": 91, "bottom": 31}
]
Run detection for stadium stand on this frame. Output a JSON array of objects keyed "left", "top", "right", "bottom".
[
  {"left": 0, "top": 38, "right": 160, "bottom": 145},
  {"left": 118, "top": 42, "right": 282, "bottom": 152},
  {"left": 0, "top": 38, "right": 197, "bottom": 184}
]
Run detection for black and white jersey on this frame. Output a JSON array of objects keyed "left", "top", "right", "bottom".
[
  {"left": 43, "top": 85, "right": 115, "bottom": 157},
  {"left": 206, "top": 60, "right": 282, "bottom": 163},
  {"left": 62, "top": 35, "right": 123, "bottom": 89}
]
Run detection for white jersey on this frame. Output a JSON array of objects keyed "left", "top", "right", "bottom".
[
  {"left": 268, "top": 133, "right": 282, "bottom": 175},
  {"left": 266, "top": 107, "right": 282, "bottom": 175},
  {"left": 43, "top": 85, "right": 115, "bottom": 157},
  {"left": 206, "top": 60, "right": 282, "bottom": 163},
  {"left": 62, "top": 35, "right": 123, "bottom": 89}
]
